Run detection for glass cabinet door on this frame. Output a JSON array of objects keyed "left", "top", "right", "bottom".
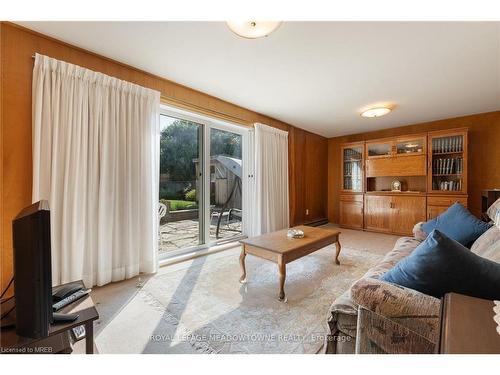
[
  {"left": 395, "top": 136, "right": 425, "bottom": 156},
  {"left": 366, "top": 141, "right": 392, "bottom": 158},
  {"left": 428, "top": 131, "right": 467, "bottom": 194},
  {"left": 342, "top": 144, "right": 364, "bottom": 192}
]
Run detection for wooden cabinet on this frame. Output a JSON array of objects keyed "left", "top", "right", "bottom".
[
  {"left": 427, "top": 195, "right": 468, "bottom": 220},
  {"left": 366, "top": 155, "right": 427, "bottom": 177},
  {"left": 341, "top": 142, "right": 364, "bottom": 193},
  {"left": 366, "top": 134, "right": 426, "bottom": 159},
  {"left": 364, "top": 194, "right": 426, "bottom": 235},
  {"left": 364, "top": 195, "right": 392, "bottom": 232},
  {"left": 428, "top": 128, "right": 468, "bottom": 195},
  {"left": 366, "top": 139, "right": 393, "bottom": 159},
  {"left": 339, "top": 194, "right": 364, "bottom": 229},
  {"left": 339, "top": 128, "right": 468, "bottom": 235},
  {"left": 365, "top": 134, "right": 427, "bottom": 177},
  {"left": 394, "top": 135, "right": 426, "bottom": 157},
  {"left": 391, "top": 195, "right": 427, "bottom": 235}
]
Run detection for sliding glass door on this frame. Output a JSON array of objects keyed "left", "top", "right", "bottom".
[
  {"left": 158, "top": 107, "right": 247, "bottom": 258},
  {"left": 158, "top": 114, "right": 204, "bottom": 256},
  {"left": 209, "top": 128, "right": 243, "bottom": 243}
]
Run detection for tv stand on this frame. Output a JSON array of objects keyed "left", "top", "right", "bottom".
[{"left": 0, "top": 281, "right": 99, "bottom": 354}]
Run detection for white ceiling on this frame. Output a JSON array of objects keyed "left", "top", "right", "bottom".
[{"left": 17, "top": 21, "right": 500, "bottom": 137}]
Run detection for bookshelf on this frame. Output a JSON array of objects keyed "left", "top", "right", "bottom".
[
  {"left": 428, "top": 129, "right": 468, "bottom": 194},
  {"left": 339, "top": 128, "right": 468, "bottom": 234},
  {"left": 341, "top": 142, "right": 364, "bottom": 192}
]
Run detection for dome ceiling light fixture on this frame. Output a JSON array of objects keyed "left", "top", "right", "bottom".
[
  {"left": 226, "top": 21, "right": 282, "bottom": 39},
  {"left": 360, "top": 106, "right": 393, "bottom": 118}
]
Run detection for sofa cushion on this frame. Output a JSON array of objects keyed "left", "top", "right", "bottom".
[
  {"left": 412, "top": 222, "right": 427, "bottom": 241},
  {"left": 471, "top": 226, "right": 500, "bottom": 263},
  {"left": 422, "top": 202, "right": 492, "bottom": 247},
  {"left": 364, "top": 237, "right": 420, "bottom": 279},
  {"left": 487, "top": 197, "right": 500, "bottom": 228},
  {"left": 380, "top": 229, "right": 500, "bottom": 300}
]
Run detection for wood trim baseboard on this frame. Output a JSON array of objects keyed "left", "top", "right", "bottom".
[{"left": 304, "top": 218, "right": 329, "bottom": 227}]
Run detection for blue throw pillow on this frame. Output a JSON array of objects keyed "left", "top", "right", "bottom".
[
  {"left": 380, "top": 229, "right": 500, "bottom": 300},
  {"left": 422, "top": 202, "right": 492, "bottom": 247}
]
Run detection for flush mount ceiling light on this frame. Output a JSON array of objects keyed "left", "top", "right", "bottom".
[
  {"left": 360, "top": 107, "right": 392, "bottom": 118},
  {"left": 226, "top": 21, "right": 282, "bottom": 39}
]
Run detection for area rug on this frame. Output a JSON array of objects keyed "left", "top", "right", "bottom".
[{"left": 95, "top": 230, "right": 395, "bottom": 354}]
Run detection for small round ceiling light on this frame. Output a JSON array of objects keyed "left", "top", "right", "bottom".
[
  {"left": 226, "top": 21, "right": 282, "bottom": 39},
  {"left": 361, "top": 107, "right": 392, "bottom": 118}
]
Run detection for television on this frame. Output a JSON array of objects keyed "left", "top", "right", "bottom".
[{"left": 12, "top": 200, "right": 53, "bottom": 338}]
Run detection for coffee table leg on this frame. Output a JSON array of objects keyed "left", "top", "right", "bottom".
[
  {"left": 239, "top": 246, "right": 247, "bottom": 283},
  {"left": 278, "top": 257, "right": 286, "bottom": 302},
  {"left": 334, "top": 239, "right": 342, "bottom": 265}
]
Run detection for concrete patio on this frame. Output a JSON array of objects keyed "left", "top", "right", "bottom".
[{"left": 159, "top": 219, "right": 242, "bottom": 255}]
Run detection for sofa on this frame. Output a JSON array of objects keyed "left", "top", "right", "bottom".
[{"left": 325, "top": 200, "right": 500, "bottom": 354}]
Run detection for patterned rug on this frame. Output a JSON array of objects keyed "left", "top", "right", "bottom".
[{"left": 95, "top": 229, "right": 395, "bottom": 354}]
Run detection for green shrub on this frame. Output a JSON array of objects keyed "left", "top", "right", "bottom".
[
  {"left": 185, "top": 189, "right": 197, "bottom": 202},
  {"left": 167, "top": 200, "right": 198, "bottom": 211}
]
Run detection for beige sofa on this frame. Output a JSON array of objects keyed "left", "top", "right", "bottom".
[{"left": 325, "top": 209, "right": 500, "bottom": 354}]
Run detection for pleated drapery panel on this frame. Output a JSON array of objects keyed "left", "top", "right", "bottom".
[
  {"left": 250, "top": 123, "right": 290, "bottom": 236},
  {"left": 32, "top": 53, "right": 160, "bottom": 287}
]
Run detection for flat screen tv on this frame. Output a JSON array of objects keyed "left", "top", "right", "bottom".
[{"left": 12, "top": 200, "right": 53, "bottom": 338}]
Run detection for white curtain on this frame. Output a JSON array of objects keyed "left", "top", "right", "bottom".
[
  {"left": 32, "top": 54, "right": 160, "bottom": 287},
  {"left": 249, "top": 123, "right": 290, "bottom": 236}
]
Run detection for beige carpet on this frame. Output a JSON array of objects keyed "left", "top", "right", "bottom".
[{"left": 89, "top": 226, "right": 399, "bottom": 354}]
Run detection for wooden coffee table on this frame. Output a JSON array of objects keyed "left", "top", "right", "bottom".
[{"left": 239, "top": 226, "right": 341, "bottom": 301}]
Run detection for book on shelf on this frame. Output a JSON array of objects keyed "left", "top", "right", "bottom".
[
  {"left": 433, "top": 156, "right": 463, "bottom": 175},
  {"left": 433, "top": 136, "right": 463, "bottom": 154}
]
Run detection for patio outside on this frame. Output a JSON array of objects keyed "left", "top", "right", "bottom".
[
  {"left": 159, "top": 114, "right": 243, "bottom": 255},
  {"left": 159, "top": 218, "right": 242, "bottom": 255}
]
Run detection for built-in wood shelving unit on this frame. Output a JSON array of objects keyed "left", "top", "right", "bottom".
[{"left": 339, "top": 128, "right": 468, "bottom": 235}]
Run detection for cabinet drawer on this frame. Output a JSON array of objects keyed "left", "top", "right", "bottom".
[
  {"left": 427, "top": 196, "right": 467, "bottom": 207},
  {"left": 340, "top": 194, "right": 364, "bottom": 203},
  {"left": 366, "top": 155, "right": 426, "bottom": 177}
]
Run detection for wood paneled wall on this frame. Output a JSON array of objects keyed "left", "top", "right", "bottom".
[
  {"left": 289, "top": 128, "right": 328, "bottom": 226},
  {"left": 328, "top": 111, "right": 500, "bottom": 223},
  {"left": 0, "top": 22, "right": 328, "bottom": 295}
]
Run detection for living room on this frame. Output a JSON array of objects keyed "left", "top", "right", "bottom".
[{"left": 1, "top": 1, "right": 500, "bottom": 373}]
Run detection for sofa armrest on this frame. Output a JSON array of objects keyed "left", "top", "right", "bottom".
[
  {"left": 356, "top": 306, "right": 435, "bottom": 354},
  {"left": 351, "top": 278, "right": 441, "bottom": 344},
  {"left": 325, "top": 291, "right": 358, "bottom": 353}
]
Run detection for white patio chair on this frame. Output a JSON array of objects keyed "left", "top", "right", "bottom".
[
  {"left": 159, "top": 202, "right": 167, "bottom": 221},
  {"left": 158, "top": 202, "right": 167, "bottom": 245}
]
